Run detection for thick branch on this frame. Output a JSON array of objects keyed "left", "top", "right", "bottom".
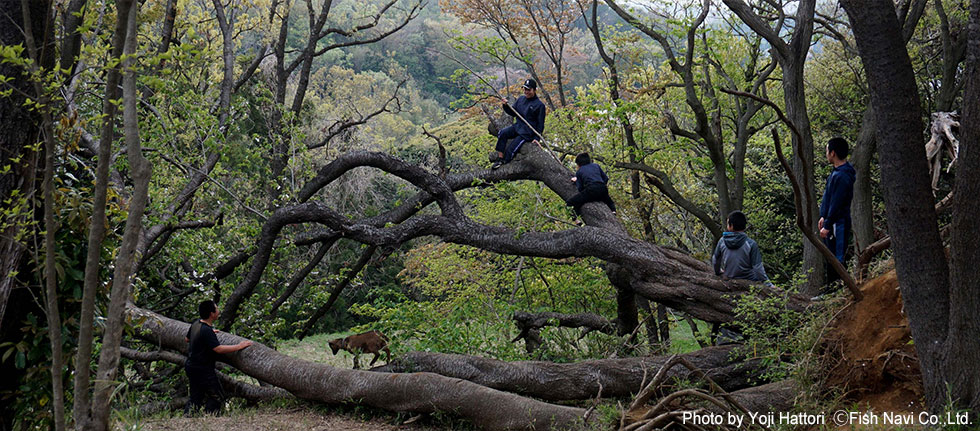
[
  {"left": 246, "top": 147, "right": 805, "bottom": 325},
  {"left": 119, "top": 347, "right": 291, "bottom": 402}
]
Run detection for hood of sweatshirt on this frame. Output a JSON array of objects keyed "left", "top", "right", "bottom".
[
  {"left": 835, "top": 161, "right": 856, "bottom": 182},
  {"left": 722, "top": 231, "right": 748, "bottom": 249}
]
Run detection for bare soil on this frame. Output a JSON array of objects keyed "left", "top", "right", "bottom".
[{"left": 823, "top": 269, "right": 924, "bottom": 412}]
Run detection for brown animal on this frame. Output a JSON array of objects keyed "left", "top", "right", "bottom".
[{"left": 328, "top": 330, "right": 390, "bottom": 369}]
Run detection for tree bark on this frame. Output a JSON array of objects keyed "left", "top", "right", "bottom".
[
  {"left": 705, "top": 380, "right": 797, "bottom": 414},
  {"left": 130, "top": 305, "right": 591, "bottom": 430},
  {"left": 841, "top": 0, "right": 952, "bottom": 412},
  {"left": 782, "top": 58, "right": 823, "bottom": 296},
  {"left": 19, "top": 2, "right": 64, "bottom": 429},
  {"left": 372, "top": 345, "right": 764, "bottom": 401},
  {"left": 849, "top": 108, "right": 876, "bottom": 253},
  {"left": 945, "top": 0, "right": 980, "bottom": 413},
  {"left": 73, "top": 0, "right": 131, "bottom": 422},
  {"left": 89, "top": 2, "right": 151, "bottom": 429}
]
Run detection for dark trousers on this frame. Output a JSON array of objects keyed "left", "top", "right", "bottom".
[
  {"left": 185, "top": 365, "right": 224, "bottom": 415},
  {"left": 495, "top": 125, "right": 529, "bottom": 162},
  {"left": 823, "top": 220, "right": 850, "bottom": 286},
  {"left": 566, "top": 184, "right": 616, "bottom": 215}
]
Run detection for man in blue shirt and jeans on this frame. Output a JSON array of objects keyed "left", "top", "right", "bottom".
[
  {"left": 491, "top": 79, "right": 546, "bottom": 169},
  {"left": 819, "top": 137, "right": 856, "bottom": 287}
]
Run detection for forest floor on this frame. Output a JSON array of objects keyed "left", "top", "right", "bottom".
[
  {"left": 134, "top": 404, "right": 452, "bottom": 431},
  {"left": 126, "top": 323, "right": 709, "bottom": 430},
  {"left": 128, "top": 271, "right": 926, "bottom": 431}
]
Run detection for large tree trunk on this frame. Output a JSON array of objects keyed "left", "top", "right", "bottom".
[
  {"left": 372, "top": 345, "right": 765, "bottom": 401},
  {"left": 841, "top": 0, "right": 952, "bottom": 413},
  {"left": 129, "top": 305, "right": 591, "bottom": 431},
  {"left": 850, "top": 108, "right": 876, "bottom": 254},
  {"left": 119, "top": 347, "right": 292, "bottom": 403},
  {"left": 945, "top": 0, "right": 980, "bottom": 414},
  {"left": 781, "top": 59, "right": 823, "bottom": 296},
  {"left": 706, "top": 381, "right": 797, "bottom": 414}
]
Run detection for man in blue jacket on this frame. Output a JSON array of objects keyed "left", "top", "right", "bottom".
[
  {"left": 566, "top": 153, "right": 616, "bottom": 221},
  {"left": 818, "top": 137, "right": 856, "bottom": 286},
  {"left": 491, "top": 79, "right": 547, "bottom": 169}
]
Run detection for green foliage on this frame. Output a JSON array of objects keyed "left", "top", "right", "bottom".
[{"left": 729, "top": 283, "right": 827, "bottom": 384}]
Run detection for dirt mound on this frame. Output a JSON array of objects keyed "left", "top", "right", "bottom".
[{"left": 822, "top": 269, "right": 923, "bottom": 412}]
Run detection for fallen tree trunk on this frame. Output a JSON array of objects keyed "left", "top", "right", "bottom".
[
  {"left": 512, "top": 311, "right": 616, "bottom": 353},
  {"left": 721, "top": 380, "right": 797, "bottom": 413},
  {"left": 120, "top": 346, "right": 292, "bottom": 403},
  {"left": 130, "top": 305, "right": 591, "bottom": 430},
  {"left": 371, "top": 345, "right": 764, "bottom": 401}
]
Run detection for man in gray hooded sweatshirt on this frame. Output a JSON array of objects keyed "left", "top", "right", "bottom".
[{"left": 712, "top": 211, "right": 769, "bottom": 283}]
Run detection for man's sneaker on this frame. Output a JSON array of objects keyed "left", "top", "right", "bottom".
[
  {"left": 491, "top": 161, "right": 504, "bottom": 170},
  {"left": 488, "top": 151, "right": 502, "bottom": 163}
]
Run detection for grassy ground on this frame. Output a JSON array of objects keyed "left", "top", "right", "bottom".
[
  {"left": 276, "top": 318, "right": 713, "bottom": 367},
  {"left": 666, "top": 318, "right": 713, "bottom": 354},
  {"left": 276, "top": 331, "right": 379, "bottom": 368}
]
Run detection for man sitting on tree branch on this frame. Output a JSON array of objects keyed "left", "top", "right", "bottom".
[
  {"left": 491, "top": 78, "right": 546, "bottom": 170},
  {"left": 712, "top": 211, "right": 771, "bottom": 284}
]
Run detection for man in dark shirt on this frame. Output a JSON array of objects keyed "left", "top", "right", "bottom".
[
  {"left": 565, "top": 153, "right": 616, "bottom": 222},
  {"left": 491, "top": 78, "right": 547, "bottom": 169},
  {"left": 184, "top": 300, "right": 252, "bottom": 415},
  {"left": 818, "top": 137, "right": 856, "bottom": 286}
]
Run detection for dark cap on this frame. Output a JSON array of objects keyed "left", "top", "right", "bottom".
[{"left": 522, "top": 79, "right": 537, "bottom": 90}]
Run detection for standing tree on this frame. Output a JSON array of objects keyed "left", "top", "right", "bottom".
[
  {"left": 602, "top": 0, "right": 776, "bottom": 240},
  {"left": 722, "top": 0, "right": 825, "bottom": 294},
  {"left": 841, "top": 0, "right": 980, "bottom": 414}
]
